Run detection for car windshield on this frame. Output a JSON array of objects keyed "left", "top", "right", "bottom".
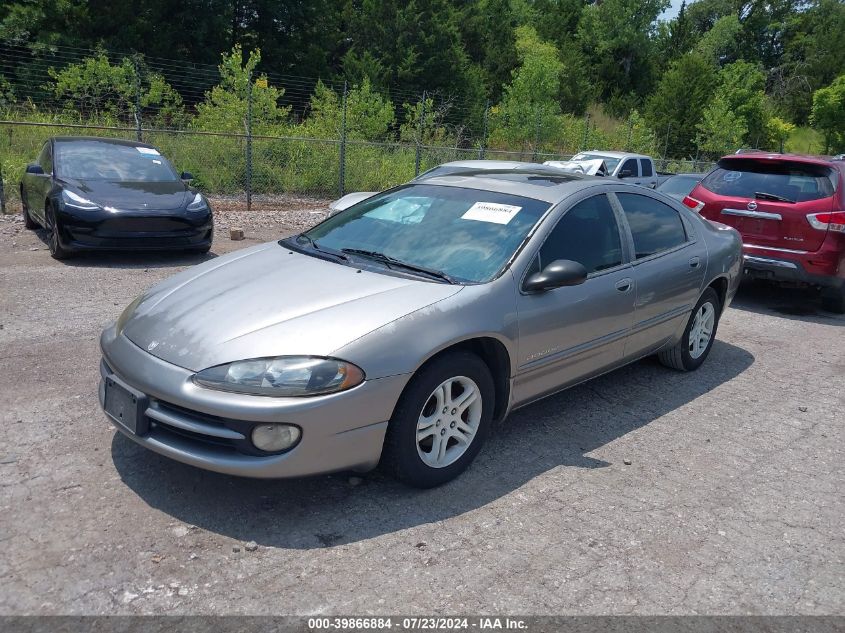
[
  {"left": 572, "top": 153, "right": 621, "bottom": 172},
  {"left": 55, "top": 140, "right": 179, "bottom": 182},
  {"left": 700, "top": 159, "right": 836, "bottom": 202},
  {"left": 659, "top": 175, "right": 701, "bottom": 195},
  {"left": 300, "top": 184, "right": 550, "bottom": 283}
]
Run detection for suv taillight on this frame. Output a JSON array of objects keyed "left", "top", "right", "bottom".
[
  {"left": 807, "top": 211, "right": 845, "bottom": 233},
  {"left": 682, "top": 195, "right": 704, "bottom": 213}
]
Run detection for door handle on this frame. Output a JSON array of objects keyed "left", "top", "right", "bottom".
[
  {"left": 689, "top": 257, "right": 701, "bottom": 269},
  {"left": 615, "top": 278, "right": 633, "bottom": 292}
]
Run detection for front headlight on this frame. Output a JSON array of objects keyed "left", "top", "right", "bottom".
[
  {"left": 186, "top": 192, "right": 209, "bottom": 212},
  {"left": 192, "top": 356, "right": 365, "bottom": 397},
  {"left": 61, "top": 189, "right": 99, "bottom": 210}
]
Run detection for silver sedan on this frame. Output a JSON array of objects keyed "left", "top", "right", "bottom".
[{"left": 99, "top": 164, "right": 742, "bottom": 487}]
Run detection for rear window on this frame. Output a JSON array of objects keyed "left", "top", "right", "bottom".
[{"left": 700, "top": 159, "right": 836, "bottom": 202}]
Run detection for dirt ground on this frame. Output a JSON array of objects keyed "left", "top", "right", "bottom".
[{"left": 0, "top": 200, "right": 843, "bottom": 615}]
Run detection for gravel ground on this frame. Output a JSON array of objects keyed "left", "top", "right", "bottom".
[{"left": 0, "top": 198, "right": 843, "bottom": 615}]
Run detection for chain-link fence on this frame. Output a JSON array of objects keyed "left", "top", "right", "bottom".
[
  {"left": 0, "top": 119, "right": 716, "bottom": 214},
  {"left": 0, "top": 43, "right": 716, "bottom": 214}
]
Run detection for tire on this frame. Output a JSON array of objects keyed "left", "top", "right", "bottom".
[
  {"left": 21, "top": 187, "right": 38, "bottom": 229},
  {"left": 821, "top": 286, "right": 845, "bottom": 314},
  {"left": 381, "top": 351, "right": 495, "bottom": 488},
  {"left": 45, "top": 205, "right": 72, "bottom": 260},
  {"left": 658, "top": 287, "right": 721, "bottom": 372}
]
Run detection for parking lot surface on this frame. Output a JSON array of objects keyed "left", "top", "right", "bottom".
[{"left": 1, "top": 202, "right": 843, "bottom": 615}]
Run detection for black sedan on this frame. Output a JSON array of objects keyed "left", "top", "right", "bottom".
[{"left": 20, "top": 137, "right": 213, "bottom": 259}]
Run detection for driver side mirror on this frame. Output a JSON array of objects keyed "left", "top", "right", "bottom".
[
  {"left": 617, "top": 169, "right": 632, "bottom": 178},
  {"left": 26, "top": 163, "right": 44, "bottom": 175},
  {"left": 180, "top": 171, "right": 194, "bottom": 181},
  {"left": 523, "top": 259, "right": 588, "bottom": 293}
]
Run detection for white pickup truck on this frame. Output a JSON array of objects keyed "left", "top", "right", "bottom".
[{"left": 544, "top": 151, "right": 661, "bottom": 188}]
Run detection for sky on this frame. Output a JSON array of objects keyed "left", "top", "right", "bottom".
[{"left": 660, "top": 0, "right": 686, "bottom": 20}]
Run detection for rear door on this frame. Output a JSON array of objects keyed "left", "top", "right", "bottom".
[
  {"left": 695, "top": 158, "right": 836, "bottom": 253},
  {"left": 639, "top": 158, "right": 657, "bottom": 188},
  {"left": 613, "top": 191, "right": 705, "bottom": 359}
]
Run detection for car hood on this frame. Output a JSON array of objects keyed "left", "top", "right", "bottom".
[
  {"left": 62, "top": 178, "right": 190, "bottom": 211},
  {"left": 121, "top": 242, "right": 463, "bottom": 371}
]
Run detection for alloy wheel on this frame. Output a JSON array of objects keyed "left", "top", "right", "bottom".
[
  {"left": 688, "top": 301, "right": 715, "bottom": 359},
  {"left": 416, "top": 376, "right": 482, "bottom": 469}
]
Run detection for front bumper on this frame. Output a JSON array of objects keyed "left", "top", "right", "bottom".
[
  {"left": 99, "top": 325, "right": 409, "bottom": 478},
  {"left": 58, "top": 206, "right": 213, "bottom": 252}
]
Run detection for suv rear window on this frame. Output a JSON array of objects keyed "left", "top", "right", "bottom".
[{"left": 700, "top": 159, "right": 836, "bottom": 202}]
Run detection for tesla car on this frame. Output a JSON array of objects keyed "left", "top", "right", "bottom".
[
  {"left": 100, "top": 165, "right": 741, "bottom": 487},
  {"left": 20, "top": 136, "right": 213, "bottom": 259}
]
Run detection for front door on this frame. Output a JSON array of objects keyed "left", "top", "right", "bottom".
[{"left": 513, "top": 193, "right": 635, "bottom": 405}]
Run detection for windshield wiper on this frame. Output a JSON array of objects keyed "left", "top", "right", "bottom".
[
  {"left": 754, "top": 191, "right": 795, "bottom": 203},
  {"left": 341, "top": 248, "right": 455, "bottom": 284},
  {"left": 293, "top": 234, "right": 348, "bottom": 260}
]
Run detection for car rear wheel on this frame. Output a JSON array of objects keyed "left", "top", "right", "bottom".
[
  {"left": 821, "top": 286, "right": 845, "bottom": 314},
  {"left": 21, "top": 187, "right": 38, "bottom": 229},
  {"left": 45, "top": 206, "right": 71, "bottom": 260},
  {"left": 381, "top": 351, "right": 494, "bottom": 488},
  {"left": 658, "top": 287, "right": 721, "bottom": 371}
]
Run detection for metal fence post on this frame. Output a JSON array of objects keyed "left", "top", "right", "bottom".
[
  {"left": 133, "top": 54, "right": 142, "bottom": 142},
  {"left": 339, "top": 81, "right": 347, "bottom": 197},
  {"left": 581, "top": 113, "right": 590, "bottom": 152},
  {"left": 663, "top": 122, "right": 671, "bottom": 160},
  {"left": 626, "top": 116, "right": 633, "bottom": 151},
  {"left": 478, "top": 100, "right": 489, "bottom": 159},
  {"left": 0, "top": 162, "right": 6, "bottom": 215},
  {"left": 246, "top": 71, "right": 253, "bottom": 212},
  {"left": 532, "top": 108, "right": 540, "bottom": 162},
  {"left": 414, "top": 91, "right": 426, "bottom": 177}
]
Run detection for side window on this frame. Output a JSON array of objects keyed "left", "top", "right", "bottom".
[
  {"left": 640, "top": 159, "right": 653, "bottom": 177},
  {"left": 617, "top": 193, "right": 687, "bottom": 259},
  {"left": 37, "top": 143, "right": 52, "bottom": 174},
  {"left": 619, "top": 158, "right": 639, "bottom": 178},
  {"left": 539, "top": 194, "right": 623, "bottom": 274}
]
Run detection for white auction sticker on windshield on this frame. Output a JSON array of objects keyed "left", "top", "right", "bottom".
[
  {"left": 136, "top": 147, "right": 160, "bottom": 155},
  {"left": 461, "top": 201, "right": 522, "bottom": 225}
]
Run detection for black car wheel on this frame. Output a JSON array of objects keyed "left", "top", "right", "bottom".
[
  {"left": 658, "top": 287, "right": 721, "bottom": 371},
  {"left": 45, "top": 205, "right": 71, "bottom": 260},
  {"left": 821, "top": 286, "right": 845, "bottom": 314},
  {"left": 381, "top": 350, "right": 495, "bottom": 488},
  {"left": 21, "top": 186, "right": 39, "bottom": 229}
]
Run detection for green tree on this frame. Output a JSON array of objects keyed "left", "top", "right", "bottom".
[
  {"left": 697, "top": 94, "right": 747, "bottom": 156},
  {"left": 694, "top": 14, "right": 743, "bottom": 64},
  {"left": 765, "top": 116, "right": 795, "bottom": 152},
  {"left": 712, "top": 61, "right": 768, "bottom": 147},
  {"left": 48, "top": 52, "right": 186, "bottom": 126},
  {"left": 645, "top": 53, "right": 719, "bottom": 157},
  {"left": 490, "top": 26, "right": 563, "bottom": 150},
  {"left": 304, "top": 79, "right": 394, "bottom": 141},
  {"left": 810, "top": 75, "right": 845, "bottom": 153},
  {"left": 193, "top": 46, "right": 290, "bottom": 135},
  {"left": 576, "top": 0, "right": 669, "bottom": 114}
]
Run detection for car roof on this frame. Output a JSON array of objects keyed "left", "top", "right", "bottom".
[
  {"left": 719, "top": 152, "right": 840, "bottom": 170},
  {"left": 576, "top": 150, "right": 648, "bottom": 159},
  {"left": 51, "top": 136, "right": 158, "bottom": 150},
  {"left": 417, "top": 167, "right": 607, "bottom": 204}
]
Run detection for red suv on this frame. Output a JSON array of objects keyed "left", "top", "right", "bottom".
[{"left": 683, "top": 153, "right": 845, "bottom": 312}]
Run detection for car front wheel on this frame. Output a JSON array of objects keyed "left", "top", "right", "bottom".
[
  {"left": 658, "top": 287, "right": 721, "bottom": 371},
  {"left": 45, "top": 206, "right": 71, "bottom": 260},
  {"left": 381, "top": 351, "right": 494, "bottom": 488}
]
